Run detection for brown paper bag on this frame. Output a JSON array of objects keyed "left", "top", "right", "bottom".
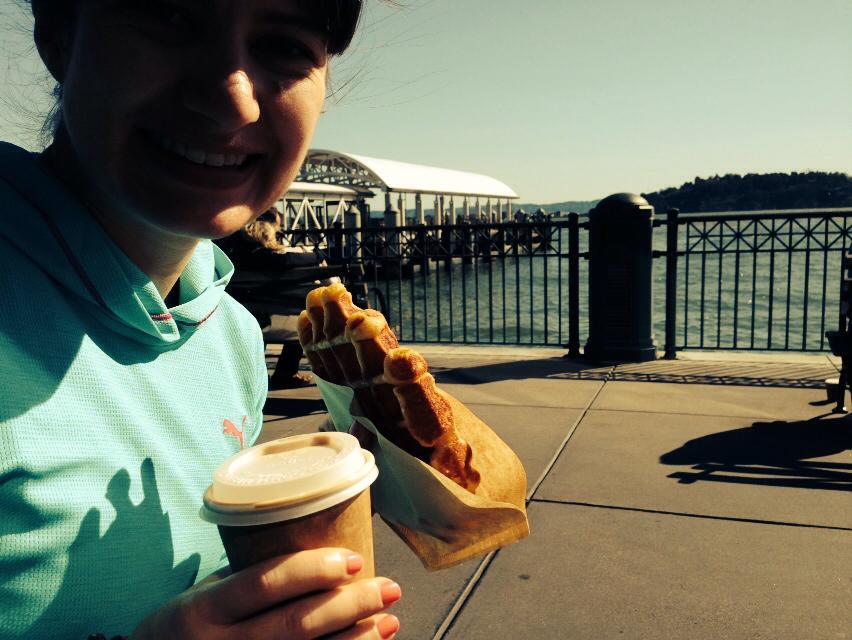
[{"left": 316, "top": 376, "right": 530, "bottom": 570}]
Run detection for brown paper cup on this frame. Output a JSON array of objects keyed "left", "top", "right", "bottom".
[
  {"left": 201, "top": 433, "right": 378, "bottom": 573},
  {"left": 217, "top": 490, "right": 375, "bottom": 574}
]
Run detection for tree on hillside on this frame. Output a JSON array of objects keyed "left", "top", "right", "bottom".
[{"left": 642, "top": 172, "right": 852, "bottom": 212}]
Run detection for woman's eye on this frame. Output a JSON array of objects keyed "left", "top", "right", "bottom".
[{"left": 252, "top": 36, "right": 323, "bottom": 74}]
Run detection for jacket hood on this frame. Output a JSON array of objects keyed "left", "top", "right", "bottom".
[{"left": 0, "top": 142, "right": 234, "bottom": 347}]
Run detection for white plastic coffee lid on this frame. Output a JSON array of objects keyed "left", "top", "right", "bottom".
[{"left": 200, "top": 432, "right": 378, "bottom": 526}]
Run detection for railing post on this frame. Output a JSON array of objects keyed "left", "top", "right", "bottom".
[
  {"left": 344, "top": 204, "right": 362, "bottom": 262},
  {"left": 442, "top": 218, "right": 452, "bottom": 271},
  {"left": 384, "top": 204, "right": 401, "bottom": 279},
  {"left": 329, "top": 221, "right": 343, "bottom": 264},
  {"left": 567, "top": 212, "right": 581, "bottom": 357},
  {"left": 461, "top": 220, "right": 472, "bottom": 264},
  {"left": 664, "top": 208, "right": 680, "bottom": 359}
]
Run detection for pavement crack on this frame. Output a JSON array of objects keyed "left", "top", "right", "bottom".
[
  {"left": 582, "top": 406, "right": 786, "bottom": 420},
  {"left": 433, "top": 368, "right": 615, "bottom": 639},
  {"left": 431, "top": 549, "right": 498, "bottom": 640},
  {"left": 527, "top": 367, "right": 614, "bottom": 501},
  {"left": 530, "top": 498, "right": 852, "bottom": 532},
  {"left": 458, "top": 401, "right": 592, "bottom": 411}
]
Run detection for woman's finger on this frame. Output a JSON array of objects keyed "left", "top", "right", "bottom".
[
  {"left": 238, "top": 577, "right": 401, "bottom": 640},
  {"left": 323, "top": 613, "right": 401, "bottom": 640},
  {"left": 196, "top": 548, "right": 364, "bottom": 624},
  {"left": 193, "top": 565, "right": 231, "bottom": 587}
]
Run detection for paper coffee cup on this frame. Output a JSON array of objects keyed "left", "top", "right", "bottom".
[{"left": 201, "top": 432, "right": 379, "bottom": 574}]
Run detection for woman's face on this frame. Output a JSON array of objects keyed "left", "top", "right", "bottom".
[{"left": 52, "top": 0, "right": 328, "bottom": 239}]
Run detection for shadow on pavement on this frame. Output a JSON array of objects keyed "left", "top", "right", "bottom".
[
  {"left": 660, "top": 415, "right": 852, "bottom": 492},
  {"left": 434, "top": 357, "right": 609, "bottom": 385},
  {"left": 433, "top": 357, "right": 833, "bottom": 389},
  {"left": 263, "top": 396, "right": 326, "bottom": 419},
  {"left": 603, "top": 360, "right": 834, "bottom": 388}
]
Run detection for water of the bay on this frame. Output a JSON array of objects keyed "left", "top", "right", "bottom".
[{"left": 364, "top": 221, "right": 846, "bottom": 352}]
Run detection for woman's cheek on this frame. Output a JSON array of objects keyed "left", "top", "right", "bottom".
[{"left": 268, "top": 83, "right": 326, "bottom": 165}]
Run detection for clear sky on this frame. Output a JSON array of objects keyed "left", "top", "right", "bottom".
[{"left": 1, "top": 0, "right": 850, "bottom": 202}]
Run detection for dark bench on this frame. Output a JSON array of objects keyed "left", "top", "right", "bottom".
[
  {"left": 825, "top": 251, "right": 852, "bottom": 413},
  {"left": 226, "top": 262, "right": 371, "bottom": 387},
  {"left": 226, "top": 262, "right": 370, "bottom": 341}
]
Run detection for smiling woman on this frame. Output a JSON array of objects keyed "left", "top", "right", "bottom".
[
  {"left": 0, "top": 2, "right": 401, "bottom": 640},
  {"left": 35, "top": 0, "right": 339, "bottom": 286}
]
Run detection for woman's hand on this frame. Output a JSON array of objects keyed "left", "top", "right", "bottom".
[{"left": 130, "top": 548, "right": 401, "bottom": 640}]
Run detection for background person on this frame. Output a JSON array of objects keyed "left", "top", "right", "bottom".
[
  {"left": 218, "top": 206, "right": 322, "bottom": 270},
  {"left": 217, "top": 207, "right": 325, "bottom": 389}
]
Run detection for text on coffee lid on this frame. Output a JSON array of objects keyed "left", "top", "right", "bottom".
[
  {"left": 208, "top": 432, "right": 371, "bottom": 509},
  {"left": 226, "top": 443, "right": 346, "bottom": 486}
]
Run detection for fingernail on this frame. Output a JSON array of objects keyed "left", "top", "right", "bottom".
[
  {"left": 377, "top": 614, "right": 400, "bottom": 639},
  {"left": 380, "top": 580, "right": 402, "bottom": 606},
  {"left": 346, "top": 553, "right": 364, "bottom": 575}
]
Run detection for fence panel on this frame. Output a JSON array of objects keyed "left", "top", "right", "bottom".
[
  {"left": 292, "top": 220, "right": 581, "bottom": 347},
  {"left": 656, "top": 209, "right": 852, "bottom": 352},
  {"left": 281, "top": 208, "right": 851, "bottom": 353}
]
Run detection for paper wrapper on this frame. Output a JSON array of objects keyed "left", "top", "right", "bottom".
[{"left": 315, "top": 376, "right": 530, "bottom": 571}]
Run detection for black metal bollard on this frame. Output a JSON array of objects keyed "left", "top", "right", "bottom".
[{"left": 584, "top": 193, "right": 656, "bottom": 362}]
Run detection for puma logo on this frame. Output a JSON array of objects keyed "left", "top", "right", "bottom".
[{"left": 223, "top": 416, "right": 247, "bottom": 450}]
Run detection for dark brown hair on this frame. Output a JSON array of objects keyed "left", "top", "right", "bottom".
[
  {"left": 28, "top": 0, "right": 363, "bottom": 140},
  {"left": 309, "top": 0, "right": 363, "bottom": 55},
  {"left": 30, "top": 1, "right": 363, "bottom": 55}
]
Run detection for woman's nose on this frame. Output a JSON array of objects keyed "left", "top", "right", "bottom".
[{"left": 181, "top": 67, "right": 261, "bottom": 131}]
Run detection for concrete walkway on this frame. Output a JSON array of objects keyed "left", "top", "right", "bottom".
[{"left": 260, "top": 346, "right": 851, "bottom": 640}]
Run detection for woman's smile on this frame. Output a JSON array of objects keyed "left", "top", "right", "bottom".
[
  {"left": 154, "top": 135, "right": 250, "bottom": 168},
  {"left": 139, "top": 129, "right": 263, "bottom": 193}
]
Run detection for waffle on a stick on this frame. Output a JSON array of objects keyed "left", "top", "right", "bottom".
[
  {"left": 346, "top": 310, "right": 431, "bottom": 462},
  {"left": 305, "top": 287, "right": 345, "bottom": 384},
  {"left": 299, "top": 285, "right": 481, "bottom": 493},
  {"left": 297, "top": 310, "right": 326, "bottom": 378},
  {"left": 346, "top": 310, "right": 405, "bottom": 427},
  {"left": 319, "top": 283, "right": 363, "bottom": 384},
  {"left": 317, "top": 283, "right": 388, "bottom": 419},
  {"left": 384, "top": 347, "right": 481, "bottom": 492}
]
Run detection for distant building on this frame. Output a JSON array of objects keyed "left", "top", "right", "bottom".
[{"left": 281, "top": 149, "right": 518, "bottom": 228}]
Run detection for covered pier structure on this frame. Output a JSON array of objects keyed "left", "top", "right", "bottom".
[
  {"left": 276, "top": 150, "right": 522, "bottom": 276},
  {"left": 294, "top": 149, "right": 519, "bottom": 226},
  {"left": 274, "top": 180, "right": 366, "bottom": 232}
]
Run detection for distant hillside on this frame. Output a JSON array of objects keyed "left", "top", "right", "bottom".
[
  {"left": 386, "top": 172, "right": 851, "bottom": 221},
  {"left": 641, "top": 172, "right": 852, "bottom": 213}
]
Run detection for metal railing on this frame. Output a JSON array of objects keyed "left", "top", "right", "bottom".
[
  {"left": 657, "top": 208, "right": 852, "bottom": 354},
  {"left": 282, "top": 207, "right": 852, "bottom": 354},
  {"left": 286, "top": 216, "right": 584, "bottom": 350}
]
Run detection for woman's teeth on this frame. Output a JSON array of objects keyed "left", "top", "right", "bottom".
[{"left": 156, "top": 136, "right": 248, "bottom": 168}]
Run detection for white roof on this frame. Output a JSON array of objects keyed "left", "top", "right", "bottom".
[
  {"left": 285, "top": 181, "right": 358, "bottom": 197},
  {"left": 304, "top": 150, "right": 518, "bottom": 199}
]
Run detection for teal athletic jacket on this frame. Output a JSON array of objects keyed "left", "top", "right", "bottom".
[{"left": 0, "top": 142, "right": 267, "bottom": 639}]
